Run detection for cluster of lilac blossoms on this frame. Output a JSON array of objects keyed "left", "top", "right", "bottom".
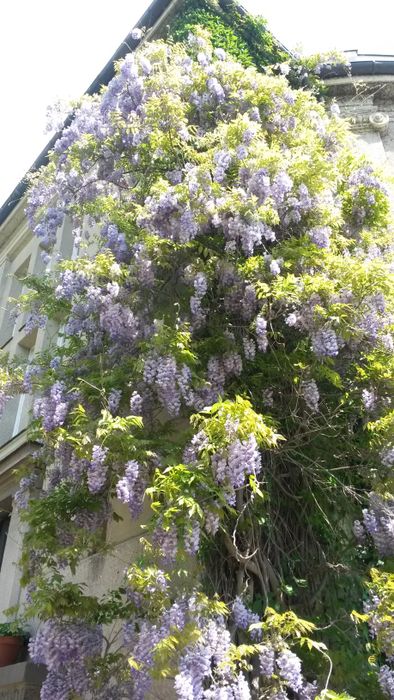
[
  {"left": 116, "top": 459, "right": 146, "bottom": 517},
  {"left": 300, "top": 379, "right": 319, "bottom": 412},
  {"left": 258, "top": 645, "right": 318, "bottom": 698},
  {"left": 87, "top": 445, "right": 109, "bottom": 494},
  {"left": 354, "top": 492, "right": 394, "bottom": 557},
  {"left": 124, "top": 596, "right": 308, "bottom": 700},
  {"left": 211, "top": 432, "right": 262, "bottom": 497},
  {"left": 124, "top": 595, "right": 256, "bottom": 700},
  {"left": 232, "top": 597, "right": 261, "bottom": 639},
  {"left": 33, "top": 381, "right": 70, "bottom": 432},
  {"left": 29, "top": 620, "right": 102, "bottom": 700},
  {"left": 143, "top": 353, "right": 193, "bottom": 415},
  {"left": 379, "top": 666, "right": 394, "bottom": 699}
]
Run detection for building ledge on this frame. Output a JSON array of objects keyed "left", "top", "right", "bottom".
[{"left": 0, "top": 661, "right": 45, "bottom": 699}]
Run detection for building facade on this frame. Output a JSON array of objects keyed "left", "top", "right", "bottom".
[{"left": 326, "top": 51, "right": 394, "bottom": 179}]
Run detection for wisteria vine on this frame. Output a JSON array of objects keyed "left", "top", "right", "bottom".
[{"left": 1, "top": 27, "right": 394, "bottom": 700}]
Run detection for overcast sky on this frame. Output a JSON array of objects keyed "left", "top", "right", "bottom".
[{"left": 1, "top": 0, "right": 394, "bottom": 207}]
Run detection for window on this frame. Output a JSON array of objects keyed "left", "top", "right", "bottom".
[
  {"left": 0, "top": 344, "right": 32, "bottom": 448},
  {"left": 0, "top": 512, "right": 10, "bottom": 571},
  {"left": 0, "top": 257, "right": 30, "bottom": 348}
]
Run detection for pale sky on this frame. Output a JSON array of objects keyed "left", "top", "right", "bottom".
[{"left": 1, "top": 0, "right": 394, "bottom": 208}]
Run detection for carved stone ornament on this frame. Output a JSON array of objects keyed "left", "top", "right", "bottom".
[
  {"left": 346, "top": 110, "right": 389, "bottom": 133},
  {"left": 368, "top": 112, "right": 390, "bottom": 132}
]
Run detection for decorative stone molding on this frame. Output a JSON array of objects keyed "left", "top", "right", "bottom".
[
  {"left": 346, "top": 110, "right": 389, "bottom": 133},
  {"left": 0, "top": 662, "right": 45, "bottom": 699},
  {"left": 368, "top": 112, "right": 390, "bottom": 132},
  {"left": 0, "top": 686, "right": 40, "bottom": 700}
]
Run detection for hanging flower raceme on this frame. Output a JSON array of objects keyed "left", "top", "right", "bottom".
[
  {"left": 29, "top": 620, "right": 102, "bottom": 700},
  {"left": 354, "top": 493, "right": 394, "bottom": 557},
  {"left": 187, "top": 397, "right": 281, "bottom": 504},
  {"left": 33, "top": 381, "right": 72, "bottom": 432}
]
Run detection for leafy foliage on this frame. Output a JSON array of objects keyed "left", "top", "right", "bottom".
[
  {"left": 168, "top": 0, "right": 287, "bottom": 69},
  {"left": 0, "top": 621, "right": 27, "bottom": 638}
]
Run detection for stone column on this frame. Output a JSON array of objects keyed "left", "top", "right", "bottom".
[{"left": 0, "top": 506, "right": 23, "bottom": 617}]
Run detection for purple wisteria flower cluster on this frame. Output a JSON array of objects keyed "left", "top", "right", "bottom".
[
  {"left": 354, "top": 493, "right": 394, "bottom": 557},
  {"left": 363, "top": 594, "right": 394, "bottom": 655},
  {"left": 33, "top": 381, "right": 70, "bottom": 432},
  {"left": 311, "top": 328, "right": 339, "bottom": 357},
  {"left": 232, "top": 597, "right": 261, "bottom": 639},
  {"left": 190, "top": 272, "right": 208, "bottom": 327},
  {"left": 124, "top": 595, "right": 257, "bottom": 700},
  {"left": 259, "top": 643, "right": 318, "bottom": 698},
  {"left": 143, "top": 354, "right": 194, "bottom": 415},
  {"left": 116, "top": 459, "right": 146, "bottom": 517},
  {"left": 29, "top": 619, "right": 102, "bottom": 700},
  {"left": 212, "top": 433, "right": 262, "bottom": 494},
  {"left": 13, "top": 473, "right": 38, "bottom": 510},
  {"left": 300, "top": 379, "right": 320, "bottom": 412},
  {"left": 87, "top": 445, "right": 109, "bottom": 494},
  {"left": 379, "top": 666, "right": 394, "bottom": 699}
]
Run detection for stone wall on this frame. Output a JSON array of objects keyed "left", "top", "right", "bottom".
[
  {"left": 0, "top": 662, "right": 46, "bottom": 700},
  {"left": 326, "top": 74, "right": 394, "bottom": 176}
]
